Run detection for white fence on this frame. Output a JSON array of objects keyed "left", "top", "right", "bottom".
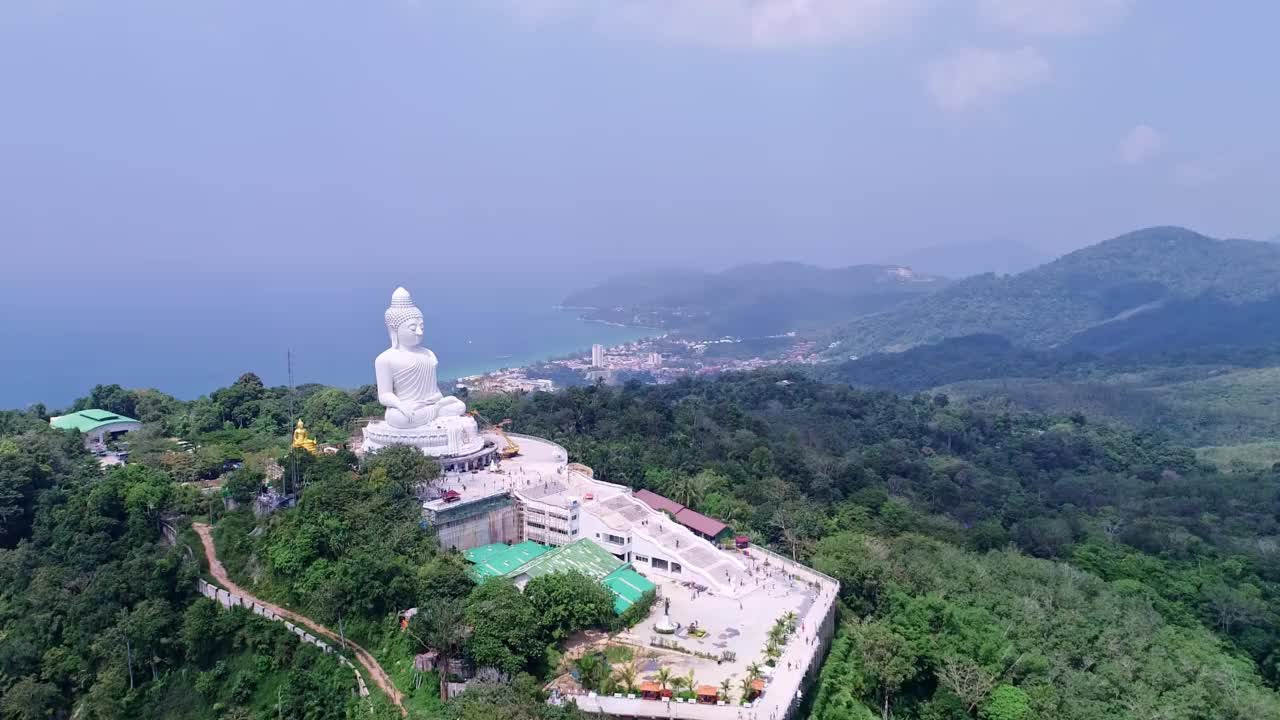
[{"left": 195, "top": 579, "right": 369, "bottom": 697}]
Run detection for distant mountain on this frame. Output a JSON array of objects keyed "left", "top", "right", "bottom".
[
  {"left": 883, "top": 239, "right": 1050, "bottom": 278},
  {"left": 831, "top": 226, "right": 1280, "bottom": 355},
  {"left": 564, "top": 261, "right": 947, "bottom": 337}
]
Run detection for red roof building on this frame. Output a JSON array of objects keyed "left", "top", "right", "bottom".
[
  {"left": 634, "top": 489, "right": 686, "bottom": 516},
  {"left": 675, "top": 508, "right": 729, "bottom": 541},
  {"left": 634, "top": 489, "right": 731, "bottom": 542}
]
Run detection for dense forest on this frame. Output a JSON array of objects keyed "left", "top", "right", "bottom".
[
  {"left": 473, "top": 373, "right": 1280, "bottom": 718},
  {"left": 0, "top": 381, "right": 598, "bottom": 719},
  {"left": 6, "top": 366, "right": 1280, "bottom": 718},
  {"left": 826, "top": 335, "right": 1280, "bottom": 448}
]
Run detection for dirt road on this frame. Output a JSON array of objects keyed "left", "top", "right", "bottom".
[{"left": 192, "top": 522, "right": 407, "bottom": 715}]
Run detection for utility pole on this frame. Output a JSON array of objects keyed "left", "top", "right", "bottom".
[{"left": 288, "top": 349, "right": 298, "bottom": 497}]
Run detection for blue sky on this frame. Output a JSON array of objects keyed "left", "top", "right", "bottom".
[{"left": 1, "top": 0, "right": 1277, "bottom": 283}]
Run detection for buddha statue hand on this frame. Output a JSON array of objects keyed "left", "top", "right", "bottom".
[{"left": 385, "top": 396, "right": 467, "bottom": 428}]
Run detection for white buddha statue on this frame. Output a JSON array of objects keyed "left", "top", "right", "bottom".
[
  {"left": 361, "top": 287, "right": 480, "bottom": 457},
  {"left": 377, "top": 287, "right": 467, "bottom": 427}
]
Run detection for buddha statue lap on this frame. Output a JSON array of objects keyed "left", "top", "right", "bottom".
[{"left": 360, "top": 287, "right": 481, "bottom": 457}]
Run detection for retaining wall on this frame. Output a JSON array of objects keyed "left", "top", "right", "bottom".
[{"left": 196, "top": 579, "right": 369, "bottom": 697}]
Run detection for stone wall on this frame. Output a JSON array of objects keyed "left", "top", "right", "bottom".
[{"left": 195, "top": 579, "right": 369, "bottom": 697}]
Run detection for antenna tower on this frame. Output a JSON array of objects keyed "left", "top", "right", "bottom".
[{"left": 288, "top": 349, "right": 298, "bottom": 496}]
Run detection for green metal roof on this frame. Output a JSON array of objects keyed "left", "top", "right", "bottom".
[
  {"left": 509, "top": 538, "right": 624, "bottom": 582},
  {"left": 50, "top": 410, "right": 141, "bottom": 434},
  {"left": 602, "top": 567, "right": 656, "bottom": 613},
  {"left": 464, "top": 541, "right": 552, "bottom": 581},
  {"left": 463, "top": 539, "right": 656, "bottom": 613}
]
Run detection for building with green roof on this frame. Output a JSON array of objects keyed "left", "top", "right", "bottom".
[
  {"left": 49, "top": 409, "right": 141, "bottom": 449},
  {"left": 464, "top": 541, "right": 553, "bottom": 582},
  {"left": 463, "top": 538, "right": 656, "bottom": 614}
]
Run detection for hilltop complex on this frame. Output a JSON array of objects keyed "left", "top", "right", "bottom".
[{"left": 357, "top": 286, "right": 838, "bottom": 718}]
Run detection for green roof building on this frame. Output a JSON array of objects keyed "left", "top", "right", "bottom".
[
  {"left": 49, "top": 409, "right": 142, "bottom": 449},
  {"left": 464, "top": 538, "right": 656, "bottom": 614},
  {"left": 464, "top": 541, "right": 553, "bottom": 581}
]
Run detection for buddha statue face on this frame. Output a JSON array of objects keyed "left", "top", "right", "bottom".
[{"left": 394, "top": 317, "right": 424, "bottom": 349}]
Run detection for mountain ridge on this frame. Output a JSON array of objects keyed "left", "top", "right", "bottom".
[
  {"left": 564, "top": 260, "right": 947, "bottom": 337},
  {"left": 830, "top": 226, "right": 1280, "bottom": 354}
]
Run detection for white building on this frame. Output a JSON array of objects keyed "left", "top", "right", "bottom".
[{"left": 591, "top": 343, "right": 605, "bottom": 367}]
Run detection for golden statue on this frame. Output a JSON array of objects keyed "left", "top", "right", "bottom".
[{"left": 291, "top": 419, "right": 318, "bottom": 454}]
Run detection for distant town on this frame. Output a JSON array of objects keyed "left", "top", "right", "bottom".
[{"left": 456, "top": 332, "right": 822, "bottom": 395}]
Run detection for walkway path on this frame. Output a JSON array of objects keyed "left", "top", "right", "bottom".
[{"left": 192, "top": 523, "right": 407, "bottom": 716}]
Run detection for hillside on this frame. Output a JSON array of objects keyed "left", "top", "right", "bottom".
[
  {"left": 831, "top": 226, "right": 1280, "bottom": 354},
  {"left": 825, "top": 334, "right": 1280, "bottom": 447},
  {"left": 564, "top": 261, "right": 946, "bottom": 337}
]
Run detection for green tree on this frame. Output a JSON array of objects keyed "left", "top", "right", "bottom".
[
  {"left": 980, "top": 685, "right": 1031, "bottom": 720},
  {"left": 363, "top": 445, "right": 439, "bottom": 497},
  {"left": 854, "top": 620, "right": 918, "bottom": 720},
  {"left": 464, "top": 580, "right": 544, "bottom": 676},
  {"left": 523, "top": 571, "right": 616, "bottom": 641},
  {"left": 302, "top": 388, "right": 361, "bottom": 436},
  {"left": 0, "top": 677, "right": 60, "bottom": 720}
]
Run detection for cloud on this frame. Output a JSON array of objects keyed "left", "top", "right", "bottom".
[
  {"left": 978, "top": 0, "right": 1134, "bottom": 34},
  {"left": 925, "top": 47, "right": 1050, "bottom": 112},
  {"left": 1173, "top": 160, "right": 1225, "bottom": 186},
  {"left": 1118, "top": 124, "right": 1165, "bottom": 165},
  {"left": 498, "top": 0, "right": 928, "bottom": 48}
]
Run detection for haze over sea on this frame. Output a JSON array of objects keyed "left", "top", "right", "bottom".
[{"left": 0, "top": 266, "right": 646, "bottom": 410}]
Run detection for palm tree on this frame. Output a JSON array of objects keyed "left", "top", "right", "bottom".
[
  {"left": 766, "top": 641, "right": 781, "bottom": 665},
  {"left": 655, "top": 667, "right": 672, "bottom": 694},
  {"left": 669, "top": 673, "right": 690, "bottom": 696},
  {"left": 576, "top": 655, "right": 602, "bottom": 692},
  {"left": 614, "top": 661, "right": 640, "bottom": 695},
  {"left": 685, "top": 669, "right": 697, "bottom": 697},
  {"left": 768, "top": 623, "right": 786, "bottom": 646},
  {"left": 739, "top": 676, "right": 755, "bottom": 703},
  {"left": 746, "top": 662, "right": 764, "bottom": 683},
  {"left": 719, "top": 677, "right": 733, "bottom": 703}
]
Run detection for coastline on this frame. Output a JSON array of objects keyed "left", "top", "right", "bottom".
[{"left": 5, "top": 312, "right": 654, "bottom": 410}]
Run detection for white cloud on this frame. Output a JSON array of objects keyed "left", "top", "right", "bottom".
[
  {"left": 978, "top": 0, "right": 1134, "bottom": 34},
  {"left": 499, "top": 0, "right": 928, "bottom": 48},
  {"left": 925, "top": 47, "right": 1050, "bottom": 112},
  {"left": 1173, "top": 160, "right": 1224, "bottom": 186},
  {"left": 1118, "top": 124, "right": 1165, "bottom": 165}
]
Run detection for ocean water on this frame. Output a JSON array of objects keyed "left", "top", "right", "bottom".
[{"left": 0, "top": 269, "right": 646, "bottom": 410}]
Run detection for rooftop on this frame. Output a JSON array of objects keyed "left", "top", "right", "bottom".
[
  {"left": 464, "top": 541, "right": 552, "bottom": 581},
  {"left": 634, "top": 488, "right": 685, "bottom": 516},
  {"left": 49, "top": 409, "right": 141, "bottom": 434},
  {"left": 674, "top": 508, "right": 729, "bottom": 539},
  {"left": 466, "top": 538, "right": 656, "bottom": 613}
]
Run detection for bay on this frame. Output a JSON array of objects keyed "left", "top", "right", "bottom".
[{"left": 0, "top": 268, "right": 646, "bottom": 410}]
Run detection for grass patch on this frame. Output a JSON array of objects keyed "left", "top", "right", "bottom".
[{"left": 1196, "top": 441, "right": 1280, "bottom": 471}]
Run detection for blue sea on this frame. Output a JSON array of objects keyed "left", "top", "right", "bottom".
[{"left": 0, "top": 268, "right": 646, "bottom": 410}]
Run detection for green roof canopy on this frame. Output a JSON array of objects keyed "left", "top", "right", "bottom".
[
  {"left": 464, "top": 541, "right": 552, "bottom": 581},
  {"left": 602, "top": 567, "right": 656, "bottom": 614},
  {"left": 50, "top": 410, "right": 141, "bottom": 434},
  {"left": 472, "top": 539, "right": 658, "bottom": 613}
]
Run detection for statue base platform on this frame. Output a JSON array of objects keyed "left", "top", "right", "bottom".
[{"left": 361, "top": 414, "right": 483, "bottom": 458}]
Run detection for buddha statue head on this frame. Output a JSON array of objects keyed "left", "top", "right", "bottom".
[{"left": 384, "top": 287, "right": 425, "bottom": 349}]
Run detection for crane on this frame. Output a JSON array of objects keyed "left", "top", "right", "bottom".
[{"left": 469, "top": 411, "right": 520, "bottom": 459}]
